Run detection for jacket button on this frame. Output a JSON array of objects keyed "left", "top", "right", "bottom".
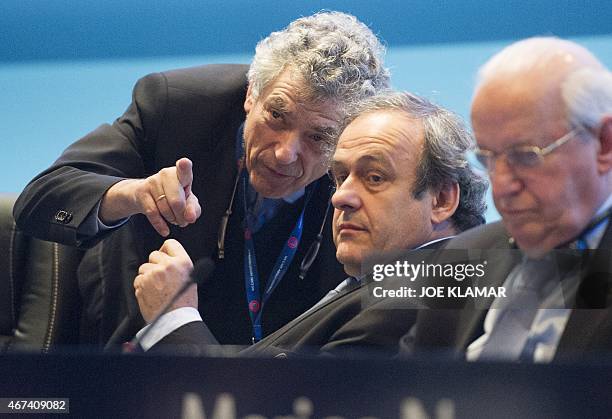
[
  {"left": 274, "top": 353, "right": 288, "bottom": 359},
  {"left": 54, "top": 210, "right": 73, "bottom": 224}
]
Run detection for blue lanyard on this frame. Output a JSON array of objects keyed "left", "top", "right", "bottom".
[
  {"left": 241, "top": 167, "right": 313, "bottom": 343},
  {"left": 569, "top": 206, "right": 612, "bottom": 250}
]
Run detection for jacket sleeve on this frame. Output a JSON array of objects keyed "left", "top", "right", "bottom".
[
  {"left": 13, "top": 72, "right": 169, "bottom": 248},
  {"left": 318, "top": 301, "right": 418, "bottom": 358},
  {"left": 147, "top": 321, "right": 222, "bottom": 356}
]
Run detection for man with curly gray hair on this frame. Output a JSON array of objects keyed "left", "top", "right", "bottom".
[{"left": 14, "top": 11, "right": 390, "bottom": 346}]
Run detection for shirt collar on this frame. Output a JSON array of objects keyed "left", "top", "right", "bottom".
[
  {"left": 416, "top": 236, "right": 455, "bottom": 249},
  {"left": 584, "top": 193, "right": 612, "bottom": 249},
  {"left": 282, "top": 187, "right": 305, "bottom": 203}
]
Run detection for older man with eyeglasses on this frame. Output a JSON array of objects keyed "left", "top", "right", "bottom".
[{"left": 403, "top": 37, "right": 612, "bottom": 363}]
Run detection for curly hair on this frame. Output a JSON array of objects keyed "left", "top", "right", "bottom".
[{"left": 248, "top": 11, "right": 390, "bottom": 111}]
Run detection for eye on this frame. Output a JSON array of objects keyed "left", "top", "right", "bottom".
[
  {"left": 270, "top": 109, "right": 282, "bottom": 119},
  {"left": 333, "top": 173, "right": 348, "bottom": 187},
  {"left": 310, "top": 133, "right": 324, "bottom": 142},
  {"left": 507, "top": 148, "right": 541, "bottom": 167},
  {"left": 366, "top": 173, "right": 385, "bottom": 185}
]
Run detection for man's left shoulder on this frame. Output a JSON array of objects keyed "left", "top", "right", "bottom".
[{"left": 445, "top": 221, "right": 510, "bottom": 250}]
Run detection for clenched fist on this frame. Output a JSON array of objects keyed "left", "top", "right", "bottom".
[
  {"left": 133, "top": 239, "right": 197, "bottom": 323},
  {"left": 100, "top": 158, "right": 202, "bottom": 236}
]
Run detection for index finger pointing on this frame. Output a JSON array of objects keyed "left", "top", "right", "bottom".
[{"left": 176, "top": 158, "right": 193, "bottom": 189}]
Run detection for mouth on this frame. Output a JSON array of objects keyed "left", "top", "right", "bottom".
[
  {"left": 500, "top": 208, "right": 534, "bottom": 217},
  {"left": 337, "top": 222, "right": 367, "bottom": 233},
  {"left": 262, "top": 164, "right": 300, "bottom": 179}
]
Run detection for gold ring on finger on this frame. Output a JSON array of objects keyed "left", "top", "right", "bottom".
[{"left": 155, "top": 194, "right": 167, "bottom": 202}]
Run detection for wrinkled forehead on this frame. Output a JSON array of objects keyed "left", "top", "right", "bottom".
[
  {"left": 262, "top": 66, "right": 343, "bottom": 107},
  {"left": 264, "top": 76, "right": 344, "bottom": 125}
]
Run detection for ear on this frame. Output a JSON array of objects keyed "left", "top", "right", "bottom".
[
  {"left": 430, "top": 182, "right": 460, "bottom": 225},
  {"left": 596, "top": 115, "right": 612, "bottom": 174},
  {"left": 244, "top": 84, "right": 254, "bottom": 114}
]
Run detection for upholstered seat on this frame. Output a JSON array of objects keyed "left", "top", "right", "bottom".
[{"left": 0, "top": 194, "right": 83, "bottom": 352}]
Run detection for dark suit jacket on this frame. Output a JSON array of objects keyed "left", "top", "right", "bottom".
[
  {"left": 13, "top": 64, "right": 346, "bottom": 345},
  {"left": 402, "top": 221, "right": 612, "bottom": 361},
  {"left": 150, "top": 239, "right": 452, "bottom": 358}
]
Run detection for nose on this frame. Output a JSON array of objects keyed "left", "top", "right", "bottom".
[
  {"left": 489, "top": 156, "right": 523, "bottom": 199},
  {"left": 274, "top": 132, "right": 301, "bottom": 165},
  {"left": 331, "top": 176, "right": 362, "bottom": 214}
]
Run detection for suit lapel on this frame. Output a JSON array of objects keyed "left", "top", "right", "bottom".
[
  {"left": 450, "top": 224, "right": 519, "bottom": 349},
  {"left": 456, "top": 246, "right": 521, "bottom": 349},
  {"left": 251, "top": 283, "right": 365, "bottom": 351},
  {"left": 274, "top": 238, "right": 454, "bottom": 337},
  {"left": 556, "top": 222, "right": 612, "bottom": 357}
]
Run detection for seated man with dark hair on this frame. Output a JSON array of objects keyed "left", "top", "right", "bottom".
[{"left": 133, "top": 91, "right": 488, "bottom": 357}]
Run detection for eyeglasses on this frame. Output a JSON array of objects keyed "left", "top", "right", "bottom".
[{"left": 473, "top": 128, "right": 580, "bottom": 172}]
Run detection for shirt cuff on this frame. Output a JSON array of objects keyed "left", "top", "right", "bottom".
[
  {"left": 95, "top": 200, "right": 129, "bottom": 231},
  {"left": 76, "top": 200, "right": 129, "bottom": 241},
  {"left": 136, "top": 307, "right": 202, "bottom": 351}
]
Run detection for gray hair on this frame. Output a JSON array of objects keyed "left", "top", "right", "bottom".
[
  {"left": 476, "top": 36, "right": 611, "bottom": 133},
  {"left": 248, "top": 11, "right": 390, "bottom": 110},
  {"left": 562, "top": 67, "right": 612, "bottom": 132},
  {"left": 343, "top": 91, "right": 488, "bottom": 232}
]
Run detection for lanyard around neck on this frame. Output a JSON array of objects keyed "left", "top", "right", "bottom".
[
  {"left": 561, "top": 206, "right": 612, "bottom": 250},
  {"left": 240, "top": 165, "right": 314, "bottom": 343},
  {"left": 217, "top": 125, "right": 323, "bottom": 342}
]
